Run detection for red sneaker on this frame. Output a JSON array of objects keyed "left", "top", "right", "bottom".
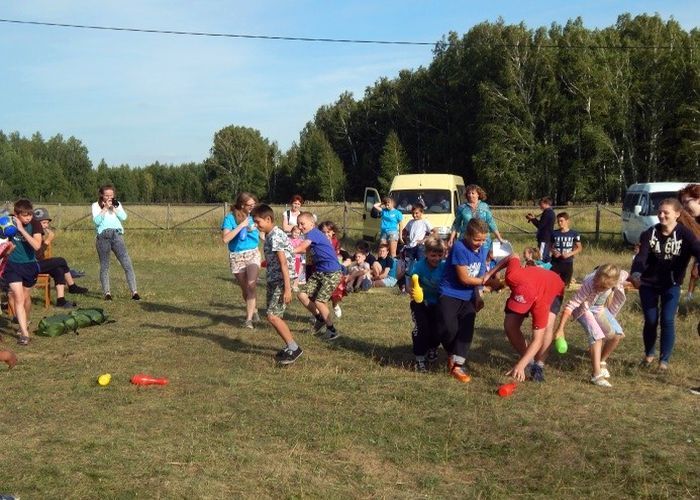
[{"left": 450, "top": 365, "right": 471, "bottom": 383}]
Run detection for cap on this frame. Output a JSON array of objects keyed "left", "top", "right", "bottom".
[{"left": 33, "top": 207, "right": 52, "bottom": 221}]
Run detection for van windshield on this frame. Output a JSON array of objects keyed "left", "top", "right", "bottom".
[{"left": 390, "top": 189, "right": 452, "bottom": 214}]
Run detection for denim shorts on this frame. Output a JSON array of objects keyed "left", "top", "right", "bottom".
[
  {"left": 577, "top": 308, "right": 624, "bottom": 345},
  {"left": 381, "top": 276, "right": 398, "bottom": 288},
  {"left": 380, "top": 230, "right": 399, "bottom": 242}
]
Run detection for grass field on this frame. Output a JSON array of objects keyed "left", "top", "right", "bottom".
[{"left": 0, "top": 228, "right": 698, "bottom": 498}]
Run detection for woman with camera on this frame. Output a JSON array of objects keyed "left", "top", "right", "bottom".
[{"left": 92, "top": 184, "right": 139, "bottom": 301}]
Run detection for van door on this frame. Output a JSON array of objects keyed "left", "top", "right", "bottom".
[{"left": 362, "top": 187, "right": 381, "bottom": 241}]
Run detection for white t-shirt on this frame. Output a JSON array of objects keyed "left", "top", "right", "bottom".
[{"left": 404, "top": 219, "right": 433, "bottom": 248}]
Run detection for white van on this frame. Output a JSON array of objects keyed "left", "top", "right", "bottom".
[{"left": 621, "top": 182, "right": 691, "bottom": 244}]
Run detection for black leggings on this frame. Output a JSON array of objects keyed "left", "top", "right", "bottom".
[
  {"left": 410, "top": 301, "right": 445, "bottom": 356},
  {"left": 440, "top": 295, "right": 476, "bottom": 360},
  {"left": 38, "top": 257, "right": 69, "bottom": 285}
]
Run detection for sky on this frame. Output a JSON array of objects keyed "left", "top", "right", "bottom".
[{"left": 1, "top": 1, "right": 698, "bottom": 167}]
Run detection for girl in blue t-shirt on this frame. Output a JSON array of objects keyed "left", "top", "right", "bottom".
[
  {"left": 407, "top": 236, "right": 447, "bottom": 372},
  {"left": 373, "top": 196, "right": 403, "bottom": 258},
  {"left": 439, "top": 218, "right": 490, "bottom": 383},
  {"left": 221, "top": 192, "right": 262, "bottom": 329}
]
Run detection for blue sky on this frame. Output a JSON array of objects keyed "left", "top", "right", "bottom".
[{"left": 1, "top": 1, "right": 698, "bottom": 166}]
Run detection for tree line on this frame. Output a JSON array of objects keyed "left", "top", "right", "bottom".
[{"left": 2, "top": 13, "right": 698, "bottom": 205}]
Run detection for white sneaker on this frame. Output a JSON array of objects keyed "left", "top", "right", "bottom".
[
  {"left": 599, "top": 362, "right": 610, "bottom": 379},
  {"left": 591, "top": 374, "right": 612, "bottom": 387},
  {"left": 334, "top": 304, "right": 342, "bottom": 318}
]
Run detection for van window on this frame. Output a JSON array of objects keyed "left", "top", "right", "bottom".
[
  {"left": 646, "top": 192, "right": 679, "bottom": 215},
  {"left": 622, "top": 193, "right": 640, "bottom": 212},
  {"left": 390, "top": 189, "right": 452, "bottom": 214}
]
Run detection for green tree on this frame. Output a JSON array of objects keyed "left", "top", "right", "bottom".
[
  {"left": 378, "top": 131, "right": 410, "bottom": 193},
  {"left": 297, "top": 126, "right": 346, "bottom": 201}
]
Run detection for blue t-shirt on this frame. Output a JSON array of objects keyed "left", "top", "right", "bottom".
[
  {"left": 305, "top": 228, "right": 342, "bottom": 273},
  {"left": 380, "top": 208, "right": 403, "bottom": 232},
  {"left": 412, "top": 257, "right": 446, "bottom": 305},
  {"left": 551, "top": 229, "right": 581, "bottom": 262},
  {"left": 439, "top": 239, "right": 488, "bottom": 301},
  {"left": 221, "top": 213, "right": 260, "bottom": 253}
]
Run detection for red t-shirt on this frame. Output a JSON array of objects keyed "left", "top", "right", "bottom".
[{"left": 505, "top": 256, "right": 565, "bottom": 330}]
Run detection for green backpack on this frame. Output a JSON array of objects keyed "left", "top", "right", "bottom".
[{"left": 36, "top": 308, "right": 110, "bottom": 337}]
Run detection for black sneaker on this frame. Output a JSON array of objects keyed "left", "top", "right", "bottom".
[
  {"left": 530, "top": 364, "right": 545, "bottom": 382},
  {"left": 56, "top": 300, "right": 76, "bottom": 309},
  {"left": 132, "top": 293, "right": 141, "bottom": 301},
  {"left": 323, "top": 328, "right": 340, "bottom": 341},
  {"left": 690, "top": 387, "right": 700, "bottom": 395},
  {"left": 276, "top": 347, "right": 303, "bottom": 365},
  {"left": 104, "top": 293, "right": 113, "bottom": 301},
  {"left": 313, "top": 319, "right": 327, "bottom": 335},
  {"left": 68, "top": 284, "right": 88, "bottom": 294},
  {"left": 426, "top": 348, "right": 438, "bottom": 364}
]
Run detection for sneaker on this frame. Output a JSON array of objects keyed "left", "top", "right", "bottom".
[
  {"left": 277, "top": 347, "right": 303, "bottom": 365},
  {"left": 323, "top": 329, "right": 340, "bottom": 341},
  {"left": 68, "top": 284, "right": 88, "bottom": 294},
  {"left": 333, "top": 304, "right": 342, "bottom": 318},
  {"left": 447, "top": 356, "right": 455, "bottom": 372},
  {"left": 530, "top": 364, "right": 545, "bottom": 382},
  {"left": 56, "top": 300, "right": 76, "bottom": 309},
  {"left": 313, "top": 319, "right": 327, "bottom": 335},
  {"left": 415, "top": 359, "right": 428, "bottom": 373},
  {"left": 591, "top": 374, "right": 612, "bottom": 387},
  {"left": 17, "top": 335, "right": 29, "bottom": 346},
  {"left": 450, "top": 364, "right": 471, "bottom": 383},
  {"left": 104, "top": 293, "right": 113, "bottom": 301},
  {"left": 131, "top": 293, "right": 141, "bottom": 301},
  {"left": 426, "top": 348, "right": 438, "bottom": 364},
  {"left": 689, "top": 387, "right": 700, "bottom": 395},
  {"left": 243, "top": 319, "right": 254, "bottom": 329},
  {"left": 599, "top": 362, "right": 610, "bottom": 379}
]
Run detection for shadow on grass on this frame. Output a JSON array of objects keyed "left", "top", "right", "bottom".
[
  {"left": 138, "top": 300, "right": 246, "bottom": 326},
  {"left": 141, "top": 321, "right": 271, "bottom": 356}
]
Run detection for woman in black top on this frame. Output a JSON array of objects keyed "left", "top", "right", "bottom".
[{"left": 630, "top": 198, "right": 700, "bottom": 370}]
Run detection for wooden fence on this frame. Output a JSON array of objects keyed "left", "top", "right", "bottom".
[{"left": 2, "top": 201, "right": 624, "bottom": 242}]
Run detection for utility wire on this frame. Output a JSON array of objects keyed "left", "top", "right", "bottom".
[{"left": 0, "top": 18, "right": 695, "bottom": 49}]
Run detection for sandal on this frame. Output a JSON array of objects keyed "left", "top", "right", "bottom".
[
  {"left": 17, "top": 336, "right": 29, "bottom": 346},
  {"left": 639, "top": 357, "right": 654, "bottom": 368}
]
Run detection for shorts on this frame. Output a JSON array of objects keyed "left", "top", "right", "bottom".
[
  {"left": 266, "top": 282, "right": 288, "bottom": 318},
  {"left": 504, "top": 296, "right": 561, "bottom": 317},
  {"left": 380, "top": 276, "right": 398, "bottom": 287},
  {"left": 577, "top": 308, "right": 624, "bottom": 346},
  {"left": 300, "top": 271, "right": 341, "bottom": 303},
  {"left": 380, "top": 230, "right": 399, "bottom": 242},
  {"left": 3, "top": 261, "right": 40, "bottom": 288},
  {"left": 229, "top": 248, "right": 261, "bottom": 274},
  {"left": 551, "top": 260, "right": 574, "bottom": 287}
]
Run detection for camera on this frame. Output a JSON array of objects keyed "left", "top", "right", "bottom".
[{"left": 112, "top": 199, "right": 120, "bottom": 208}]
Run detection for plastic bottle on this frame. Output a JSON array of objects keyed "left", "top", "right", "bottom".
[
  {"left": 498, "top": 382, "right": 517, "bottom": 397},
  {"left": 131, "top": 373, "right": 169, "bottom": 386},
  {"left": 411, "top": 274, "right": 424, "bottom": 303}
]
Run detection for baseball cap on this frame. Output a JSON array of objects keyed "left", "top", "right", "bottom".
[{"left": 34, "top": 207, "right": 52, "bottom": 221}]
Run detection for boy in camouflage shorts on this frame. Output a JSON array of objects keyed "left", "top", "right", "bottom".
[
  {"left": 294, "top": 212, "right": 343, "bottom": 340},
  {"left": 252, "top": 204, "right": 302, "bottom": 365}
]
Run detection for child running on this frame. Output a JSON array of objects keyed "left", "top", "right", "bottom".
[
  {"left": 439, "top": 218, "right": 490, "bottom": 383},
  {"left": 554, "top": 265, "right": 628, "bottom": 387},
  {"left": 252, "top": 204, "right": 302, "bottom": 365},
  {"left": 407, "top": 236, "right": 446, "bottom": 372},
  {"left": 294, "top": 212, "right": 343, "bottom": 340}
]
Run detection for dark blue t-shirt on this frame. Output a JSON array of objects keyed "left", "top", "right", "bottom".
[
  {"left": 440, "top": 240, "right": 488, "bottom": 301},
  {"left": 551, "top": 229, "right": 581, "bottom": 262},
  {"left": 305, "top": 228, "right": 342, "bottom": 273}
]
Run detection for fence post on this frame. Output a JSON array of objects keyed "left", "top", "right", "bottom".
[
  {"left": 595, "top": 203, "right": 601, "bottom": 243},
  {"left": 343, "top": 202, "right": 348, "bottom": 238},
  {"left": 166, "top": 204, "right": 171, "bottom": 230}
]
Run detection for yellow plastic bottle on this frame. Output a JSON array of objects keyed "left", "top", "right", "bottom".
[{"left": 411, "top": 274, "right": 424, "bottom": 303}]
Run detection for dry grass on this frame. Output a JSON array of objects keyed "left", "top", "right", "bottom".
[{"left": 0, "top": 229, "right": 698, "bottom": 498}]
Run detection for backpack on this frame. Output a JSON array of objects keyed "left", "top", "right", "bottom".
[{"left": 36, "top": 308, "right": 110, "bottom": 337}]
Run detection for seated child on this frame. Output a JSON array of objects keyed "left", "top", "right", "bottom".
[
  {"left": 294, "top": 212, "right": 343, "bottom": 340},
  {"left": 407, "top": 236, "right": 446, "bottom": 372},
  {"left": 554, "top": 264, "right": 628, "bottom": 387},
  {"left": 523, "top": 247, "right": 552, "bottom": 270},
  {"left": 354, "top": 240, "right": 376, "bottom": 291},
  {"left": 346, "top": 252, "right": 371, "bottom": 292},
  {"left": 34, "top": 207, "right": 88, "bottom": 308},
  {"left": 371, "top": 243, "right": 398, "bottom": 288}
]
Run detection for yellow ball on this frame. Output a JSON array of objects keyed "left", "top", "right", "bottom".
[{"left": 98, "top": 373, "right": 112, "bottom": 386}]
